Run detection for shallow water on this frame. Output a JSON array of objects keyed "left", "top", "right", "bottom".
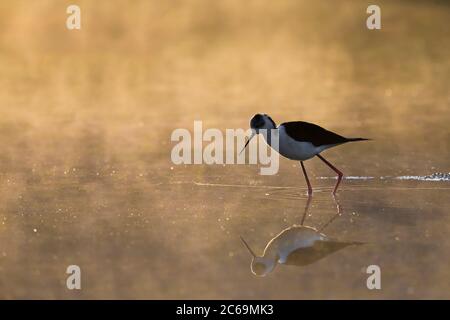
[{"left": 0, "top": 1, "right": 449, "bottom": 299}]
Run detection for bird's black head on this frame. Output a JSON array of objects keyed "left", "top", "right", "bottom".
[
  {"left": 250, "top": 114, "right": 276, "bottom": 132},
  {"left": 240, "top": 114, "right": 276, "bottom": 155}
]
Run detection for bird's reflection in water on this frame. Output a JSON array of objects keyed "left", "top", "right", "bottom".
[{"left": 241, "top": 196, "right": 362, "bottom": 276}]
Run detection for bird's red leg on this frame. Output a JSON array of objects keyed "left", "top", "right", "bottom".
[
  {"left": 317, "top": 154, "right": 343, "bottom": 195},
  {"left": 300, "top": 161, "right": 313, "bottom": 196}
]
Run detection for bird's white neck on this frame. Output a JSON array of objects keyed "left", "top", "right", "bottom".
[{"left": 260, "top": 127, "right": 279, "bottom": 149}]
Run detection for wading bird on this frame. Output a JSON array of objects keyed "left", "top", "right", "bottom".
[{"left": 242, "top": 114, "right": 369, "bottom": 195}]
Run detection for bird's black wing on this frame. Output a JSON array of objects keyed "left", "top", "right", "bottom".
[{"left": 281, "top": 121, "right": 348, "bottom": 147}]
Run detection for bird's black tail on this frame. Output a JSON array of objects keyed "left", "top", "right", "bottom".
[{"left": 346, "top": 137, "right": 371, "bottom": 142}]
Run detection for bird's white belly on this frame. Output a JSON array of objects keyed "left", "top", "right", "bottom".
[{"left": 276, "top": 127, "right": 320, "bottom": 161}]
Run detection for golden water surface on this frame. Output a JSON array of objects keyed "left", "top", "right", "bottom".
[{"left": 0, "top": 0, "right": 449, "bottom": 299}]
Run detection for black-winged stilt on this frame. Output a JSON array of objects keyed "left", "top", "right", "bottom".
[{"left": 242, "top": 114, "right": 370, "bottom": 195}]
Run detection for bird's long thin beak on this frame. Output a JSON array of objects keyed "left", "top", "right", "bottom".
[
  {"left": 240, "top": 236, "right": 256, "bottom": 258},
  {"left": 239, "top": 132, "right": 255, "bottom": 155}
]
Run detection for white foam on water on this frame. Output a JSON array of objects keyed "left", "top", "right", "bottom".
[
  {"left": 394, "top": 173, "right": 450, "bottom": 182},
  {"left": 317, "top": 173, "right": 450, "bottom": 182}
]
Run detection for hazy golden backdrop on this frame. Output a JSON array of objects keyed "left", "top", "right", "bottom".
[{"left": 0, "top": 1, "right": 449, "bottom": 298}]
